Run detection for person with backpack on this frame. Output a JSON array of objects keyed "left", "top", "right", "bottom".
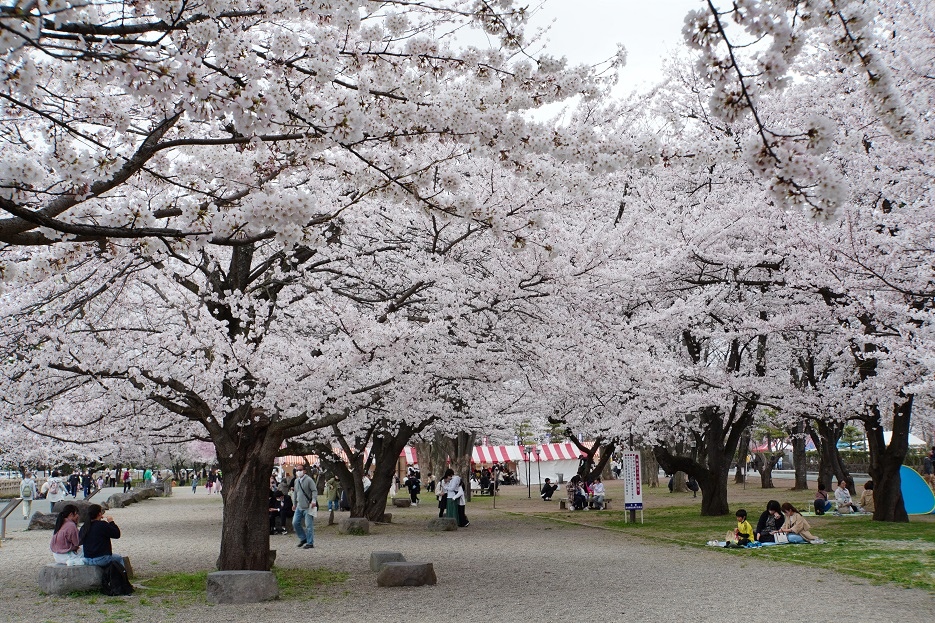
[
  {"left": 45, "top": 470, "right": 66, "bottom": 513},
  {"left": 122, "top": 468, "right": 132, "bottom": 493},
  {"left": 20, "top": 471, "right": 38, "bottom": 519}
]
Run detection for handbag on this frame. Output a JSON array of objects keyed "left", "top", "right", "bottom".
[
  {"left": 309, "top": 507, "right": 318, "bottom": 519},
  {"left": 774, "top": 532, "right": 789, "bottom": 544}
]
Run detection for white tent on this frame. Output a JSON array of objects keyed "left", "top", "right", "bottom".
[
  {"left": 881, "top": 431, "right": 928, "bottom": 447},
  {"left": 514, "top": 443, "right": 587, "bottom": 486}
]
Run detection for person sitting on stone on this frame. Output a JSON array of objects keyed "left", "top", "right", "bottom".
[
  {"left": 589, "top": 477, "right": 606, "bottom": 509},
  {"left": 79, "top": 504, "right": 126, "bottom": 568},
  {"left": 540, "top": 478, "right": 559, "bottom": 501},
  {"left": 50, "top": 504, "right": 83, "bottom": 565}
]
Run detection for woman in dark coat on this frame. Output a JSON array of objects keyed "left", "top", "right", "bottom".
[{"left": 755, "top": 499, "right": 783, "bottom": 543}]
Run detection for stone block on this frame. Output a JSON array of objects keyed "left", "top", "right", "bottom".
[
  {"left": 339, "top": 517, "right": 370, "bottom": 535},
  {"left": 38, "top": 564, "right": 103, "bottom": 595},
  {"left": 379, "top": 513, "right": 393, "bottom": 523},
  {"left": 52, "top": 499, "right": 109, "bottom": 523},
  {"left": 206, "top": 570, "right": 279, "bottom": 604},
  {"left": 376, "top": 562, "right": 437, "bottom": 587},
  {"left": 28, "top": 512, "right": 57, "bottom": 530},
  {"left": 392, "top": 498, "right": 412, "bottom": 508},
  {"left": 106, "top": 493, "right": 134, "bottom": 508},
  {"left": 426, "top": 518, "right": 457, "bottom": 532},
  {"left": 370, "top": 551, "right": 406, "bottom": 572}
]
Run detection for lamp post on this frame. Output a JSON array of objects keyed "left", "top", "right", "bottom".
[
  {"left": 535, "top": 445, "right": 542, "bottom": 498},
  {"left": 525, "top": 446, "right": 533, "bottom": 498}
]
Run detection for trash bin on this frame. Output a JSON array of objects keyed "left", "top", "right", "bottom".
[
  {"left": 446, "top": 498, "right": 457, "bottom": 519},
  {"left": 556, "top": 473, "right": 564, "bottom": 484}
]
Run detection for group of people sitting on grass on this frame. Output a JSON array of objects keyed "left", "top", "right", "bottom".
[
  {"left": 814, "top": 479, "right": 874, "bottom": 515},
  {"left": 725, "top": 500, "right": 824, "bottom": 547}
]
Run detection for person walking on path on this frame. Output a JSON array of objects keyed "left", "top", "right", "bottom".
[
  {"left": 191, "top": 475, "right": 198, "bottom": 493},
  {"left": 122, "top": 469, "right": 132, "bottom": 493},
  {"left": 45, "top": 470, "right": 67, "bottom": 513},
  {"left": 292, "top": 465, "right": 318, "bottom": 549},
  {"left": 20, "top": 471, "right": 38, "bottom": 519}
]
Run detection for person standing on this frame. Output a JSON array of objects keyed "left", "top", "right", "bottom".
[
  {"left": 122, "top": 469, "right": 132, "bottom": 493},
  {"left": 67, "top": 472, "right": 80, "bottom": 498},
  {"left": 81, "top": 472, "right": 92, "bottom": 498},
  {"left": 191, "top": 475, "right": 199, "bottom": 493},
  {"left": 406, "top": 472, "right": 421, "bottom": 506},
  {"left": 19, "top": 471, "right": 38, "bottom": 519},
  {"left": 45, "top": 470, "right": 67, "bottom": 513},
  {"left": 143, "top": 468, "right": 152, "bottom": 486},
  {"left": 324, "top": 476, "right": 339, "bottom": 511},
  {"left": 108, "top": 469, "right": 117, "bottom": 489},
  {"left": 292, "top": 465, "right": 318, "bottom": 549},
  {"left": 442, "top": 468, "right": 469, "bottom": 527}
]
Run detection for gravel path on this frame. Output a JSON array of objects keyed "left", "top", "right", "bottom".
[{"left": 1, "top": 487, "right": 932, "bottom": 623}]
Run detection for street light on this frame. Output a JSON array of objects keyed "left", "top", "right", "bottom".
[
  {"left": 535, "top": 445, "right": 542, "bottom": 499},
  {"left": 524, "top": 446, "right": 533, "bottom": 498}
]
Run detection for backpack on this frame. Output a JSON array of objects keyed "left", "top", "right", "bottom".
[
  {"left": 48, "top": 480, "right": 60, "bottom": 495},
  {"left": 20, "top": 481, "right": 33, "bottom": 499},
  {"left": 101, "top": 561, "right": 134, "bottom": 596}
]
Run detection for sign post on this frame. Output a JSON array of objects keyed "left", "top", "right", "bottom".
[{"left": 622, "top": 451, "right": 643, "bottom": 524}]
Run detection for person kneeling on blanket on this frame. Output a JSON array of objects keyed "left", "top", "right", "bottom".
[{"left": 777, "top": 502, "right": 823, "bottom": 544}]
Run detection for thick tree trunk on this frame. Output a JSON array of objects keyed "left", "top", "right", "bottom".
[
  {"left": 866, "top": 398, "right": 912, "bottom": 523},
  {"left": 216, "top": 443, "right": 278, "bottom": 571},
  {"left": 640, "top": 448, "right": 659, "bottom": 487},
  {"left": 790, "top": 421, "right": 809, "bottom": 490},
  {"left": 809, "top": 420, "right": 851, "bottom": 491},
  {"left": 699, "top": 464, "right": 731, "bottom": 515},
  {"left": 756, "top": 452, "right": 782, "bottom": 488}
]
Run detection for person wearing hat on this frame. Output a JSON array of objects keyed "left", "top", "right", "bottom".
[{"left": 292, "top": 465, "right": 318, "bottom": 549}]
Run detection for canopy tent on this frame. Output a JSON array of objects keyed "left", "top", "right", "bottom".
[
  {"left": 472, "top": 445, "right": 525, "bottom": 464},
  {"left": 515, "top": 443, "right": 589, "bottom": 486},
  {"left": 882, "top": 431, "right": 928, "bottom": 447}
]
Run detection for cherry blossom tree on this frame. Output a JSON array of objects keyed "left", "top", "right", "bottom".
[{"left": 0, "top": 1, "right": 626, "bottom": 570}]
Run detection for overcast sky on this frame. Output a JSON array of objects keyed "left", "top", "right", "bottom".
[{"left": 525, "top": 0, "right": 701, "bottom": 91}]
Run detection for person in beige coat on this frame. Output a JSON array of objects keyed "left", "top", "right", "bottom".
[{"left": 779, "top": 503, "right": 823, "bottom": 543}]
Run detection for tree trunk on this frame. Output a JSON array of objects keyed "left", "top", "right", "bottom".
[
  {"left": 866, "top": 398, "right": 912, "bottom": 522},
  {"left": 756, "top": 452, "right": 782, "bottom": 488},
  {"left": 640, "top": 448, "right": 659, "bottom": 487},
  {"left": 809, "top": 420, "right": 850, "bottom": 491},
  {"left": 699, "top": 464, "right": 731, "bottom": 515},
  {"left": 734, "top": 431, "right": 749, "bottom": 484},
  {"left": 216, "top": 441, "right": 278, "bottom": 571},
  {"left": 790, "top": 421, "right": 809, "bottom": 490}
]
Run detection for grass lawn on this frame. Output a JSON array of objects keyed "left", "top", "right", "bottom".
[{"left": 509, "top": 477, "right": 935, "bottom": 592}]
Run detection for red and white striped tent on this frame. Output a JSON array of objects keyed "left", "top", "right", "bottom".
[
  {"left": 400, "top": 446, "right": 418, "bottom": 465},
  {"left": 515, "top": 442, "right": 587, "bottom": 485},
  {"left": 472, "top": 445, "right": 524, "bottom": 464}
]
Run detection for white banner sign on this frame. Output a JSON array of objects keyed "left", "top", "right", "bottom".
[{"left": 622, "top": 451, "right": 643, "bottom": 510}]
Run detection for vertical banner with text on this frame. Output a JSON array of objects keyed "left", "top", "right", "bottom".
[{"left": 622, "top": 451, "right": 643, "bottom": 510}]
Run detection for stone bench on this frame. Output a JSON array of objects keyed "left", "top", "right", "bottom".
[
  {"left": 376, "top": 562, "right": 437, "bottom": 587},
  {"left": 38, "top": 564, "right": 103, "bottom": 595},
  {"left": 339, "top": 517, "right": 370, "bottom": 535},
  {"left": 392, "top": 498, "right": 412, "bottom": 508},
  {"left": 370, "top": 551, "right": 406, "bottom": 571},
  {"left": 426, "top": 517, "right": 457, "bottom": 531},
  {"left": 206, "top": 570, "right": 279, "bottom": 604}
]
